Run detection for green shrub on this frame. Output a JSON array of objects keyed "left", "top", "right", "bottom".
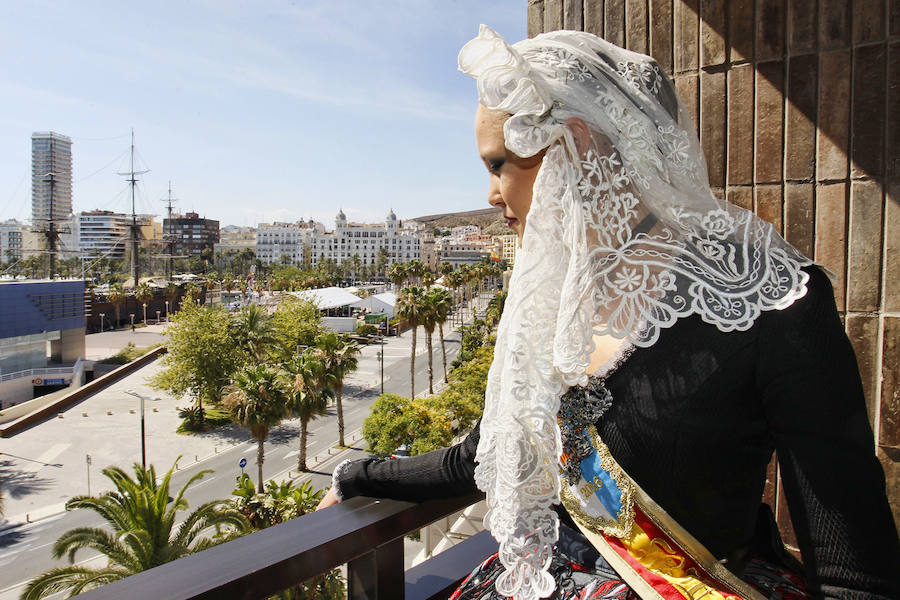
[
  {"left": 362, "top": 344, "right": 494, "bottom": 457},
  {"left": 99, "top": 342, "right": 161, "bottom": 365},
  {"left": 177, "top": 406, "right": 232, "bottom": 433},
  {"left": 355, "top": 323, "right": 378, "bottom": 337}
]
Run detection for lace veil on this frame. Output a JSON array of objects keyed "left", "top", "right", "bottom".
[{"left": 458, "top": 26, "right": 811, "bottom": 599}]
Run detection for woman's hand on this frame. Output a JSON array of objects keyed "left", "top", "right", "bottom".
[{"left": 316, "top": 487, "right": 339, "bottom": 511}]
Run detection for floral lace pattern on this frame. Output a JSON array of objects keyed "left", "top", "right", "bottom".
[
  {"left": 459, "top": 25, "right": 812, "bottom": 600},
  {"left": 617, "top": 60, "right": 663, "bottom": 94}
]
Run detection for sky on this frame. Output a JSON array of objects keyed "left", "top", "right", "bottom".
[{"left": 0, "top": 1, "right": 526, "bottom": 229}]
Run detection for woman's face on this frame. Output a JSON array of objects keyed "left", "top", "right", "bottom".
[{"left": 475, "top": 105, "right": 545, "bottom": 241}]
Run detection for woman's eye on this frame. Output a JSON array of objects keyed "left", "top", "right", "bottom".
[{"left": 488, "top": 160, "right": 504, "bottom": 174}]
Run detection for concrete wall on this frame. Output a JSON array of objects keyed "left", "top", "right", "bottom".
[
  {"left": 529, "top": 0, "right": 899, "bottom": 538},
  {"left": 50, "top": 327, "right": 85, "bottom": 363},
  {"left": 0, "top": 377, "right": 36, "bottom": 410}
]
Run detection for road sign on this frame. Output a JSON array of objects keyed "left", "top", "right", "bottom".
[{"left": 239, "top": 458, "right": 247, "bottom": 469}]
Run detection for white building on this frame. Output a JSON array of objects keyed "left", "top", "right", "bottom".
[
  {"left": 493, "top": 234, "right": 518, "bottom": 267},
  {"left": 75, "top": 210, "right": 156, "bottom": 259},
  {"left": 256, "top": 220, "right": 323, "bottom": 265},
  {"left": 31, "top": 132, "right": 73, "bottom": 226},
  {"left": 310, "top": 209, "right": 420, "bottom": 268},
  {"left": 215, "top": 225, "right": 257, "bottom": 254},
  {"left": 0, "top": 219, "right": 25, "bottom": 263},
  {"left": 257, "top": 210, "right": 422, "bottom": 269},
  {"left": 450, "top": 225, "right": 480, "bottom": 240}
]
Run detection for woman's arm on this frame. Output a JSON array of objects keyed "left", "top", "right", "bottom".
[
  {"left": 758, "top": 267, "right": 900, "bottom": 599},
  {"left": 327, "top": 419, "right": 483, "bottom": 504}
]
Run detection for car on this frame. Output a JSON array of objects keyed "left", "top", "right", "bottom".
[{"left": 390, "top": 444, "right": 410, "bottom": 459}]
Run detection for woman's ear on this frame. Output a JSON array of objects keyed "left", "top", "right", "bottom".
[{"left": 565, "top": 117, "right": 591, "bottom": 158}]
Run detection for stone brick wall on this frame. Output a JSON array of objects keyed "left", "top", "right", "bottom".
[{"left": 528, "top": 0, "right": 899, "bottom": 546}]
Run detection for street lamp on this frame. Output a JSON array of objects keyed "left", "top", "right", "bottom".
[
  {"left": 124, "top": 389, "right": 147, "bottom": 469},
  {"left": 165, "top": 300, "right": 170, "bottom": 321},
  {"left": 99, "top": 313, "right": 105, "bottom": 332},
  {"left": 142, "top": 303, "right": 147, "bottom": 324},
  {"left": 156, "top": 310, "right": 161, "bottom": 323}
]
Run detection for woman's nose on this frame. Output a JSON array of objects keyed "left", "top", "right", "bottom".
[{"left": 487, "top": 177, "right": 503, "bottom": 207}]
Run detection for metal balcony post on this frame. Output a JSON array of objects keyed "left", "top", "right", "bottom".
[{"left": 347, "top": 537, "right": 405, "bottom": 599}]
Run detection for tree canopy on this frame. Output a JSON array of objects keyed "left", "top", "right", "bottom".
[{"left": 151, "top": 298, "right": 244, "bottom": 409}]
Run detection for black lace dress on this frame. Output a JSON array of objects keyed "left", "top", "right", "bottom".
[{"left": 334, "top": 268, "right": 900, "bottom": 599}]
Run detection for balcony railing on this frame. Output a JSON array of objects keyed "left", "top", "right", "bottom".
[{"left": 72, "top": 491, "right": 494, "bottom": 600}]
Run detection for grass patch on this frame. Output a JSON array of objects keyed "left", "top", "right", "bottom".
[
  {"left": 176, "top": 407, "right": 232, "bottom": 433},
  {"left": 99, "top": 342, "right": 161, "bottom": 365}
]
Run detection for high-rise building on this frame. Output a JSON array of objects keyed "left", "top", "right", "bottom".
[{"left": 31, "top": 132, "right": 73, "bottom": 225}]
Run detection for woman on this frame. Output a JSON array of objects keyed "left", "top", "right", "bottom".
[{"left": 318, "top": 27, "right": 900, "bottom": 600}]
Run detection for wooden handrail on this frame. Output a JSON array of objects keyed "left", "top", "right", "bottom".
[{"left": 71, "top": 492, "right": 486, "bottom": 600}]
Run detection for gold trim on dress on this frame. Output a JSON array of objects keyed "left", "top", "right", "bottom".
[
  {"left": 559, "top": 426, "right": 636, "bottom": 539},
  {"left": 561, "top": 425, "right": 768, "bottom": 600}
]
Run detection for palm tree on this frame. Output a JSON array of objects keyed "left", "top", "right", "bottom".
[
  {"left": 444, "top": 271, "right": 463, "bottom": 328},
  {"left": 429, "top": 287, "right": 453, "bottom": 383},
  {"left": 237, "top": 277, "right": 249, "bottom": 302},
  {"left": 135, "top": 282, "right": 153, "bottom": 324},
  {"left": 224, "top": 364, "right": 290, "bottom": 492},
  {"left": 486, "top": 289, "right": 508, "bottom": 329},
  {"left": 184, "top": 281, "right": 202, "bottom": 304},
  {"left": 315, "top": 332, "right": 360, "bottom": 447},
  {"left": 406, "top": 259, "right": 427, "bottom": 286},
  {"left": 388, "top": 262, "right": 407, "bottom": 290},
  {"left": 21, "top": 461, "right": 248, "bottom": 600},
  {"left": 347, "top": 254, "right": 362, "bottom": 283},
  {"left": 231, "top": 303, "right": 272, "bottom": 361},
  {"left": 458, "top": 264, "right": 473, "bottom": 307},
  {"left": 284, "top": 351, "right": 333, "bottom": 472},
  {"left": 165, "top": 281, "right": 179, "bottom": 313},
  {"left": 420, "top": 293, "right": 437, "bottom": 394},
  {"left": 106, "top": 284, "right": 126, "bottom": 329},
  {"left": 375, "top": 248, "right": 390, "bottom": 281},
  {"left": 422, "top": 271, "right": 435, "bottom": 289},
  {"left": 396, "top": 286, "right": 426, "bottom": 399}
]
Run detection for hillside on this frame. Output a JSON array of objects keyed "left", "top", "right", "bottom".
[{"left": 411, "top": 207, "right": 509, "bottom": 235}]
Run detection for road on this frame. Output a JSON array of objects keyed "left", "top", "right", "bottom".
[{"left": 0, "top": 317, "right": 467, "bottom": 600}]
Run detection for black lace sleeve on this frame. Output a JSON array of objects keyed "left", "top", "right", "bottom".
[
  {"left": 757, "top": 267, "right": 900, "bottom": 599},
  {"left": 334, "top": 419, "right": 482, "bottom": 503}
]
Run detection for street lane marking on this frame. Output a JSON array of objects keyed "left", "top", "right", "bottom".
[{"left": 21, "top": 444, "right": 69, "bottom": 473}]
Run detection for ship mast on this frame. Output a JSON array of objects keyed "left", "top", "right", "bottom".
[
  {"left": 161, "top": 181, "right": 178, "bottom": 280},
  {"left": 117, "top": 129, "right": 149, "bottom": 288}
]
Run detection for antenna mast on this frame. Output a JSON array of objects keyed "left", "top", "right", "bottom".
[{"left": 117, "top": 129, "right": 149, "bottom": 288}]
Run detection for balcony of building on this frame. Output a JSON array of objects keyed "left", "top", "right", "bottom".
[{"left": 69, "top": 491, "right": 493, "bottom": 600}]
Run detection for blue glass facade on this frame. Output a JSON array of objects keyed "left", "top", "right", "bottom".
[{"left": 0, "top": 280, "right": 85, "bottom": 339}]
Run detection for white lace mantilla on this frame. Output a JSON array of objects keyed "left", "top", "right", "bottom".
[{"left": 460, "top": 26, "right": 812, "bottom": 599}]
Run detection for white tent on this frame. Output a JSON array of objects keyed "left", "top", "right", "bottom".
[
  {"left": 352, "top": 291, "right": 397, "bottom": 318},
  {"left": 287, "top": 286, "right": 362, "bottom": 310}
]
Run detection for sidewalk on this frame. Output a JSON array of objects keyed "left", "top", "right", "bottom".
[{"left": 84, "top": 323, "right": 168, "bottom": 361}]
